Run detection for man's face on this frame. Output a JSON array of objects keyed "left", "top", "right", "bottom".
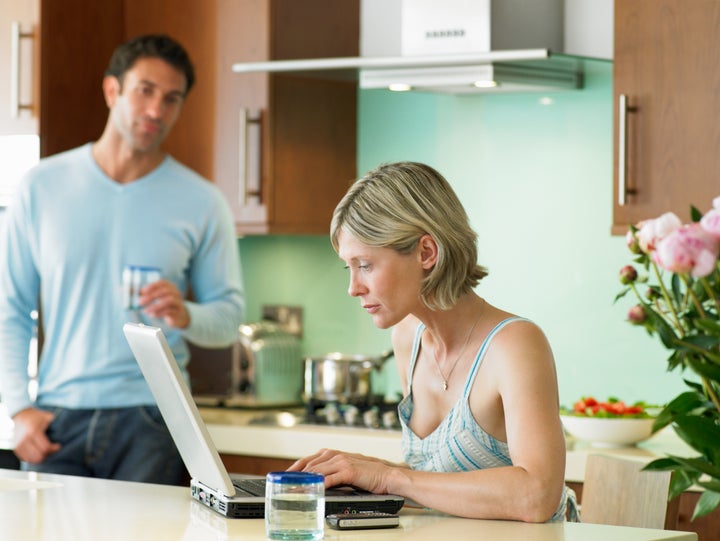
[{"left": 105, "top": 57, "right": 187, "bottom": 153}]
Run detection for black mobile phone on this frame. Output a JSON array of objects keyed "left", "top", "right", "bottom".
[{"left": 326, "top": 511, "right": 400, "bottom": 530}]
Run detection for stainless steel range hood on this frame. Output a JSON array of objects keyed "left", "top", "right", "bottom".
[{"left": 231, "top": 0, "right": 612, "bottom": 94}]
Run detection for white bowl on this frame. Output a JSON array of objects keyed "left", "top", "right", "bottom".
[{"left": 560, "top": 415, "right": 655, "bottom": 448}]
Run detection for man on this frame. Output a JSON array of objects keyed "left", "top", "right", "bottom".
[{"left": 0, "top": 35, "right": 244, "bottom": 484}]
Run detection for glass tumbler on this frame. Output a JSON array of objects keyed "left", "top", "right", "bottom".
[
  {"left": 122, "top": 265, "right": 161, "bottom": 310},
  {"left": 265, "top": 471, "right": 325, "bottom": 540}
]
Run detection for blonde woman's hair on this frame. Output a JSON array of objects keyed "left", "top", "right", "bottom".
[{"left": 330, "top": 162, "right": 487, "bottom": 310}]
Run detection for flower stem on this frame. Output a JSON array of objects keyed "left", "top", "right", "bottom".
[
  {"left": 702, "top": 376, "right": 720, "bottom": 414},
  {"left": 701, "top": 276, "right": 720, "bottom": 316},
  {"left": 650, "top": 262, "right": 686, "bottom": 334},
  {"left": 681, "top": 275, "right": 706, "bottom": 318}
]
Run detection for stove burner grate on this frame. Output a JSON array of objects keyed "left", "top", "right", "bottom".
[{"left": 304, "top": 396, "right": 401, "bottom": 430}]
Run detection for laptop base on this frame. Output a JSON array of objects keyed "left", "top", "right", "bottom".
[{"left": 191, "top": 478, "right": 405, "bottom": 519}]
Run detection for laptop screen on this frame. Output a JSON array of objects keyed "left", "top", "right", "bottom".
[{"left": 123, "top": 323, "right": 236, "bottom": 496}]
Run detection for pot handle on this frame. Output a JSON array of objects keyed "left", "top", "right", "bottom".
[{"left": 372, "top": 349, "right": 394, "bottom": 370}]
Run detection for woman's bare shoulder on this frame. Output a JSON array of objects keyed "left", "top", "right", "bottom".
[{"left": 487, "top": 317, "right": 556, "bottom": 378}]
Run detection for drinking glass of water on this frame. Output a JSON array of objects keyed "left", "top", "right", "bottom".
[{"left": 265, "top": 471, "right": 325, "bottom": 540}]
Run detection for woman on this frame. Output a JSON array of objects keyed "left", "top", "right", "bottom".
[{"left": 289, "top": 162, "right": 576, "bottom": 522}]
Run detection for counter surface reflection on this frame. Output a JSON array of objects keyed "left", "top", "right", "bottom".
[{"left": 0, "top": 469, "right": 696, "bottom": 541}]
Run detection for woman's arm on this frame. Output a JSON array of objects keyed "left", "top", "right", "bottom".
[
  {"left": 382, "top": 321, "right": 566, "bottom": 522},
  {"left": 291, "top": 321, "right": 566, "bottom": 522}
]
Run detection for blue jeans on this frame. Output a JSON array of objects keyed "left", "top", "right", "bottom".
[{"left": 22, "top": 406, "right": 187, "bottom": 485}]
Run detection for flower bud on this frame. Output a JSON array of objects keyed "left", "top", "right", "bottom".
[
  {"left": 626, "top": 230, "right": 641, "bottom": 254},
  {"left": 627, "top": 305, "right": 647, "bottom": 324},
  {"left": 645, "top": 287, "right": 660, "bottom": 301},
  {"left": 619, "top": 265, "right": 638, "bottom": 285}
]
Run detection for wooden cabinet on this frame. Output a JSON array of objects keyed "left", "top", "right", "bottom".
[
  {"left": 38, "top": 1, "right": 125, "bottom": 157},
  {"left": 122, "top": 0, "right": 359, "bottom": 235},
  {"left": 121, "top": 0, "right": 218, "bottom": 180},
  {"left": 10, "top": 1, "right": 360, "bottom": 236},
  {"left": 2, "top": 1, "right": 182, "bottom": 157},
  {"left": 0, "top": 2, "right": 123, "bottom": 203},
  {"left": 215, "top": 0, "right": 359, "bottom": 234},
  {"left": 612, "top": 0, "right": 720, "bottom": 234},
  {"left": 0, "top": 0, "right": 38, "bottom": 136}
]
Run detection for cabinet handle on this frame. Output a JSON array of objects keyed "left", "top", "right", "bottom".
[
  {"left": 10, "top": 21, "right": 35, "bottom": 118},
  {"left": 617, "top": 94, "right": 637, "bottom": 206},
  {"left": 237, "top": 108, "right": 263, "bottom": 206}
]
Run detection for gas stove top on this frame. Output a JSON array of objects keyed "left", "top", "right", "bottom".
[
  {"left": 305, "top": 398, "right": 401, "bottom": 430},
  {"left": 247, "top": 398, "right": 402, "bottom": 431}
]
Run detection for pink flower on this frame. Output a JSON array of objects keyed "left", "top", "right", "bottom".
[
  {"left": 653, "top": 223, "right": 720, "bottom": 278},
  {"left": 636, "top": 212, "right": 682, "bottom": 253},
  {"left": 700, "top": 196, "right": 720, "bottom": 238}
]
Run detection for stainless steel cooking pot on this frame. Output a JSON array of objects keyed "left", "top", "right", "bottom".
[{"left": 303, "top": 350, "right": 394, "bottom": 404}]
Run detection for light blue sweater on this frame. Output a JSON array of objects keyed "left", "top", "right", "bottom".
[{"left": 0, "top": 144, "right": 245, "bottom": 417}]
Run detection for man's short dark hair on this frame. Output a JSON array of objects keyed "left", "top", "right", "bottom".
[{"left": 105, "top": 34, "right": 195, "bottom": 94}]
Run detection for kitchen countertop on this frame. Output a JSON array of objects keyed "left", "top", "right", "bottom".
[
  {"left": 196, "top": 407, "right": 697, "bottom": 487},
  {"left": 0, "top": 468, "right": 697, "bottom": 541},
  {"left": 1, "top": 405, "right": 698, "bottom": 487},
  {"left": 199, "top": 407, "right": 406, "bottom": 463}
]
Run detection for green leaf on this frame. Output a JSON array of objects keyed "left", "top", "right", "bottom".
[
  {"left": 694, "top": 318, "right": 720, "bottom": 335},
  {"left": 697, "top": 479, "right": 720, "bottom": 492},
  {"left": 671, "top": 273, "right": 683, "bottom": 305},
  {"left": 674, "top": 416, "right": 720, "bottom": 457},
  {"left": 691, "top": 278, "right": 707, "bottom": 304},
  {"left": 684, "top": 378, "right": 705, "bottom": 393},
  {"left": 687, "top": 357, "right": 720, "bottom": 382},
  {"left": 667, "top": 455, "right": 720, "bottom": 479},
  {"left": 652, "top": 391, "right": 707, "bottom": 429},
  {"left": 644, "top": 309, "right": 680, "bottom": 349},
  {"left": 669, "top": 466, "right": 701, "bottom": 499},
  {"left": 691, "top": 205, "right": 703, "bottom": 222},
  {"left": 614, "top": 288, "right": 631, "bottom": 303},
  {"left": 643, "top": 457, "right": 680, "bottom": 471},
  {"left": 692, "top": 490, "right": 720, "bottom": 520},
  {"left": 666, "top": 349, "right": 687, "bottom": 372},
  {"left": 678, "top": 335, "right": 720, "bottom": 351}
]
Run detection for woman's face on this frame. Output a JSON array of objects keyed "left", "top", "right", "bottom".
[{"left": 337, "top": 229, "right": 428, "bottom": 329}]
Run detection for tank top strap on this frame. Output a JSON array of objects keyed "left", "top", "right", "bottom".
[
  {"left": 406, "top": 322, "right": 426, "bottom": 395},
  {"left": 461, "top": 316, "right": 529, "bottom": 399}
]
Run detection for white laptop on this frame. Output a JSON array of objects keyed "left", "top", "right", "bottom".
[{"left": 123, "top": 322, "right": 405, "bottom": 518}]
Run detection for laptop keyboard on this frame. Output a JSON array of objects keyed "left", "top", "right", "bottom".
[{"left": 232, "top": 478, "right": 266, "bottom": 496}]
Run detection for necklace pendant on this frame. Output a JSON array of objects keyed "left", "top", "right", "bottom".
[{"left": 442, "top": 380, "right": 448, "bottom": 391}]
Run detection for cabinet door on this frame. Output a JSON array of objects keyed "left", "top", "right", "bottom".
[
  {"left": 39, "top": 0, "right": 124, "bottom": 157},
  {"left": 123, "top": 0, "right": 218, "bottom": 180},
  {"left": 612, "top": 0, "right": 720, "bottom": 234},
  {"left": 215, "top": 0, "right": 271, "bottom": 230},
  {"left": 216, "top": 0, "right": 358, "bottom": 235},
  {"left": 0, "top": 0, "right": 38, "bottom": 136}
]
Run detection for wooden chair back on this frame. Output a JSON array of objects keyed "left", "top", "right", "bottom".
[{"left": 581, "top": 454, "right": 679, "bottom": 530}]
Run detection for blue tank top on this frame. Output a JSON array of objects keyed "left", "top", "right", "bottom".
[{"left": 398, "top": 317, "right": 578, "bottom": 522}]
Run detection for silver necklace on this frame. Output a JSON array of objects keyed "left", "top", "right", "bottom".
[{"left": 432, "top": 304, "right": 484, "bottom": 391}]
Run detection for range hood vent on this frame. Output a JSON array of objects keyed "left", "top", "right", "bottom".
[{"left": 231, "top": 0, "right": 610, "bottom": 94}]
